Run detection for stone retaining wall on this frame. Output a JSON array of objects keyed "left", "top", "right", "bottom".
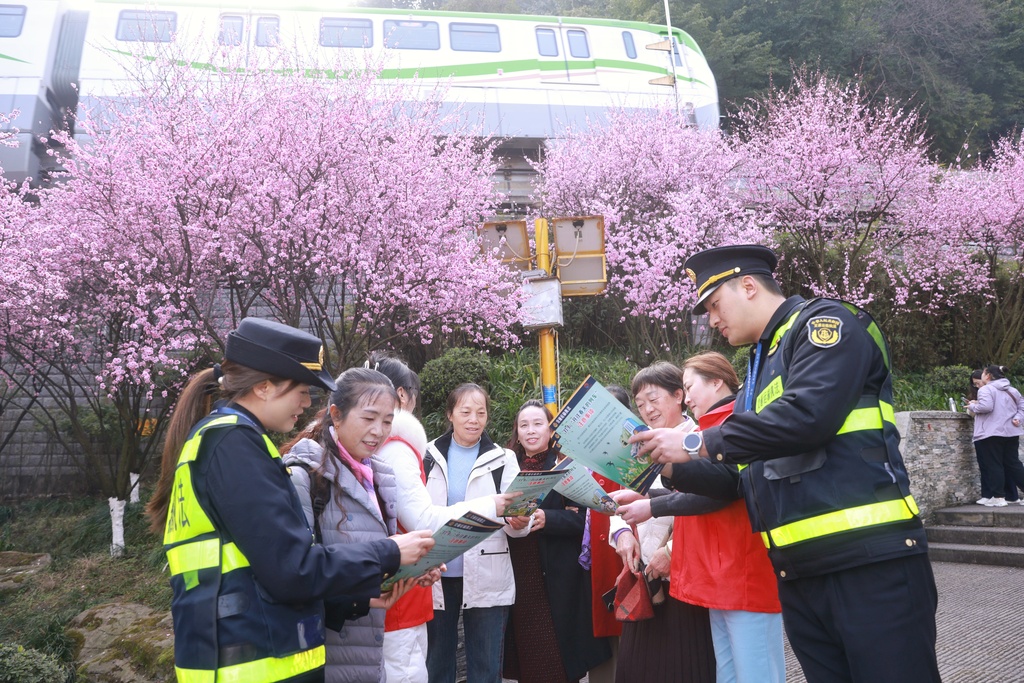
[{"left": 896, "top": 411, "right": 980, "bottom": 521}]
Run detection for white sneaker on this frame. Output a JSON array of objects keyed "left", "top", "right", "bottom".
[
  {"left": 977, "top": 498, "right": 994, "bottom": 505},
  {"left": 983, "top": 497, "right": 1009, "bottom": 507}
]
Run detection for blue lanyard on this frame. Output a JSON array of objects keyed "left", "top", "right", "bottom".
[{"left": 744, "top": 342, "right": 763, "bottom": 413}]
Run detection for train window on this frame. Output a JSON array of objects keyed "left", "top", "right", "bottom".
[
  {"left": 622, "top": 31, "right": 637, "bottom": 59},
  {"left": 116, "top": 10, "right": 176, "bottom": 43},
  {"left": 567, "top": 29, "right": 589, "bottom": 58},
  {"left": 535, "top": 28, "right": 557, "bottom": 57},
  {"left": 321, "top": 18, "right": 373, "bottom": 48},
  {"left": 255, "top": 16, "right": 280, "bottom": 47},
  {"left": 0, "top": 5, "right": 26, "bottom": 39},
  {"left": 450, "top": 23, "right": 500, "bottom": 52},
  {"left": 383, "top": 20, "right": 439, "bottom": 50},
  {"left": 219, "top": 15, "right": 244, "bottom": 46}
]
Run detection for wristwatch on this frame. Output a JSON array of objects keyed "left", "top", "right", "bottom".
[{"left": 683, "top": 431, "right": 703, "bottom": 458}]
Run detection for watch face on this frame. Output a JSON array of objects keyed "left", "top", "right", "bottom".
[{"left": 683, "top": 432, "right": 702, "bottom": 451}]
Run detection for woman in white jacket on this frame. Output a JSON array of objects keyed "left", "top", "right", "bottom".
[
  {"left": 425, "top": 383, "right": 531, "bottom": 683},
  {"left": 370, "top": 355, "right": 517, "bottom": 683}
]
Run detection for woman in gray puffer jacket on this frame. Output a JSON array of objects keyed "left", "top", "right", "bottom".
[{"left": 283, "top": 368, "right": 416, "bottom": 683}]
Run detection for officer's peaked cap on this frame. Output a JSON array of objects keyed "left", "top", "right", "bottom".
[
  {"left": 685, "top": 244, "right": 778, "bottom": 315},
  {"left": 225, "top": 318, "right": 336, "bottom": 392}
]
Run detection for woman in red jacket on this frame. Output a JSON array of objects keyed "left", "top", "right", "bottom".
[{"left": 616, "top": 352, "right": 783, "bottom": 683}]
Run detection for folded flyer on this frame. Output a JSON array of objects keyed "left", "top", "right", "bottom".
[
  {"left": 552, "top": 458, "right": 619, "bottom": 514},
  {"left": 501, "top": 469, "right": 565, "bottom": 517},
  {"left": 551, "top": 376, "right": 663, "bottom": 494},
  {"left": 382, "top": 511, "right": 503, "bottom": 590}
]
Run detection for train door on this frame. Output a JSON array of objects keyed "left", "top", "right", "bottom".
[
  {"left": 535, "top": 21, "right": 598, "bottom": 86},
  {"left": 215, "top": 10, "right": 283, "bottom": 68}
]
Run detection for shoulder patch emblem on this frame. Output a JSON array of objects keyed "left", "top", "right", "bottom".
[{"left": 807, "top": 316, "right": 842, "bottom": 348}]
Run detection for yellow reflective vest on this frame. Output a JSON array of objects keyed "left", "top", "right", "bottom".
[{"left": 164, "top": 412, "right": 326, "bottom": 683}]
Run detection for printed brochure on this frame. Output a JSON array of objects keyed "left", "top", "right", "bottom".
[
  {"left": 551, "top": 376, "right": 663, "bottom": 494},
  {"left": 382, "top": 511, "right": 503, "bottom": 590},
  {"left": 552, "top": 457, "right": 619, "bottom": 514},
  {"left": 501, "top": 469, "right": 565, "bottom": 517}
]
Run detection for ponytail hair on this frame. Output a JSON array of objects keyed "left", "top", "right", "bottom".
[
  {"left": 984, "top": 365, "right": 1010, "bottom": 381},
  {"left": 146, "top": 361, "right": 293, "bottom": 535},
  {"left": 367, "top": 351, "right": 420, "bottom": 414}
]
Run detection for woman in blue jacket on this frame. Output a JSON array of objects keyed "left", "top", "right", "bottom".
[{"left": 147, "top": 318, "right": 434, "bottom": 683}]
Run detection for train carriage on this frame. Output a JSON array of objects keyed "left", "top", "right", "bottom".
[{"left": 0, "top": 0, "right": 718, "bottom": 185}]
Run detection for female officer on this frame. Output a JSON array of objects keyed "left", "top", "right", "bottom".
[{"left": 146, "top": 318, "right": 434, "bottom": 683}]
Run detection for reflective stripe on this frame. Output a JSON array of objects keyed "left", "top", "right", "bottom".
[
  {"left": 166, "top": 539, "right": 251, "bottom": 575},
  {"left": 836, "top": 401, "right": 896, "bottom": 435},
  {"left": 842, "top": 302, "right": 890, "bottom": 371},
  {"left": 761, "top": 495, "right": 919, "bottom": 547},
  {"left": 167, "top": 538, "right": 219, "bottom": 576},
  {"left": 262, "top": 435, "right": 281, "bottom": 459},
  {"left": 770, "top": 308, "right": 803, "bottom": 349},
  {"left": 221, "top": 542, "right": 250, "bottom": 573},
  {"left": 175, "top": 645, "right": 325, "bottom": 683}
]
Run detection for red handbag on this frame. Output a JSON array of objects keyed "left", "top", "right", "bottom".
[{"left": 612, "top": 562, "right": 655, "bottom": 622}]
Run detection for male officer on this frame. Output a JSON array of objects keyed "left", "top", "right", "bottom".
[{"left": 633, "top": 245, "right": 941, "bottom": 683}]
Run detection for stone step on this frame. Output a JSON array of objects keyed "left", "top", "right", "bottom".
[
  {"left": 927, "top": 541, "right": 1024, "bottom": 568},
  {"left": 927, "top": 524, "right": 1024, "bottom": 547},
  {"left": 931, "top": 505, "right": 1024, "bottom": 529}
]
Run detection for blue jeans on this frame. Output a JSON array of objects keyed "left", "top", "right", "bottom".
[
  {"left": 709, "top": 608, "right": 785, "bottom": 683},
  {"left": 426, "top": 577, "right": 509, "bottom": 683}
]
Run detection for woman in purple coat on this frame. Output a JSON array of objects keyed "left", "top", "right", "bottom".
[{"left": 967, "top": 365, "right": 1024, "bottom": 506}]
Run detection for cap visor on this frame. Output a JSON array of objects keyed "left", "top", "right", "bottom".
[{"left": 692, "top": 284, "right": 720, "bottom": 316}]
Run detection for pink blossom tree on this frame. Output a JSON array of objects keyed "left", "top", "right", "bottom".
[
  {"left": 0, "top": 115, "right": 44, "bottom": 459},
  {"left": 735, "top": 71, "right": 976, "bottom": 317},
  {"left": 534, "top": 108, "right": 766, "bottom": 351},
  {"left": 934, "top": 134, "right": 1024, "bottom": 365},
  {"left": 0, "top": 46, "right": 519, "bottom": 547}
]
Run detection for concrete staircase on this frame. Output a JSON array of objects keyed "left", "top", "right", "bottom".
[{"left": 927, "top": 505, "right": 1024, "bottom": 567}]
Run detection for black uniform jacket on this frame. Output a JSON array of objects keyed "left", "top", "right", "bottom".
[
  {"left": 698, "top": 297, "right": 927, "bottom": 579},
  {"left": 193, "top": 405, "right": 401, "bottom": 607}
]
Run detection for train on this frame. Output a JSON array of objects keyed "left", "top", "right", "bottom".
[{"left": 0, "top": 0, "right": 719, "bottom": 186}]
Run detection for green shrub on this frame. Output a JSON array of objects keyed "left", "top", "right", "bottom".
[
  {"left": 419, "top": 348, "right": 492, "bottom": 437},
  {"left": 473, "top": 346, "right": 638, "bottom": 446},
  {"left": 0, "top": 643, "right": 71, "bottom": 683},
  {"left": 892, "top": 365, "right": 973, "bottom": 411}
]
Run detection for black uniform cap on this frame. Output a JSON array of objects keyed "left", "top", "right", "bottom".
[
  {"left": 684, "top": 244, "right": 778, "bottom": 315},
  {"left": 225, "top": 318, "right": 336, "bottom": 392}
]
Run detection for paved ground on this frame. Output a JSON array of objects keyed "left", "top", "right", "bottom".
[
  {"left": 783, "top": 560, "right": 1024, "bottom": 682},
  {"left": 495, "top": 559, "right": 1024, "bottom": 683}
]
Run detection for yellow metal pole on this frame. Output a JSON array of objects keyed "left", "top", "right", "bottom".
[{"left": 535, "top": 218, "right": 559, "bottom": 415}]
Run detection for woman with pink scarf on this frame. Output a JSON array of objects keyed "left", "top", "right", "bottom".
[{"left": 282, "top": 368, "right": 440, "bottom": 683}]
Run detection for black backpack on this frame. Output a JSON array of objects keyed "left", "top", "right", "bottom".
[{"left": 289, "top": 462, "right": 331, "bottom": 543}]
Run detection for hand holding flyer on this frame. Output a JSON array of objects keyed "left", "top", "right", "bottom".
[
  {"left": 501, "top": 469, "right": 565, "bottom": 517},
  {"left": 551, "top": 376, "right": 664, "bottom": 494},
  {"left": 382, "top": 511, "right": 503, "bottom": 590}
]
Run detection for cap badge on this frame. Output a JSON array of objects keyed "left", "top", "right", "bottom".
[
  {"left": 301, "top": 345, "right": 325, "bottom": 371},
  {"left": 685, "top": 268, "right": 697, "bottom": 284}
]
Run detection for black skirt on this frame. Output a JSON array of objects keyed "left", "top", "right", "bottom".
[{"left": 614, "top": 594, "right": 716, "bottom": 683}]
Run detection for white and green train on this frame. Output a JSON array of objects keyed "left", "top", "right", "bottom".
[{"left": 0, "top": 0, "right": 718, "bottom": 184}]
